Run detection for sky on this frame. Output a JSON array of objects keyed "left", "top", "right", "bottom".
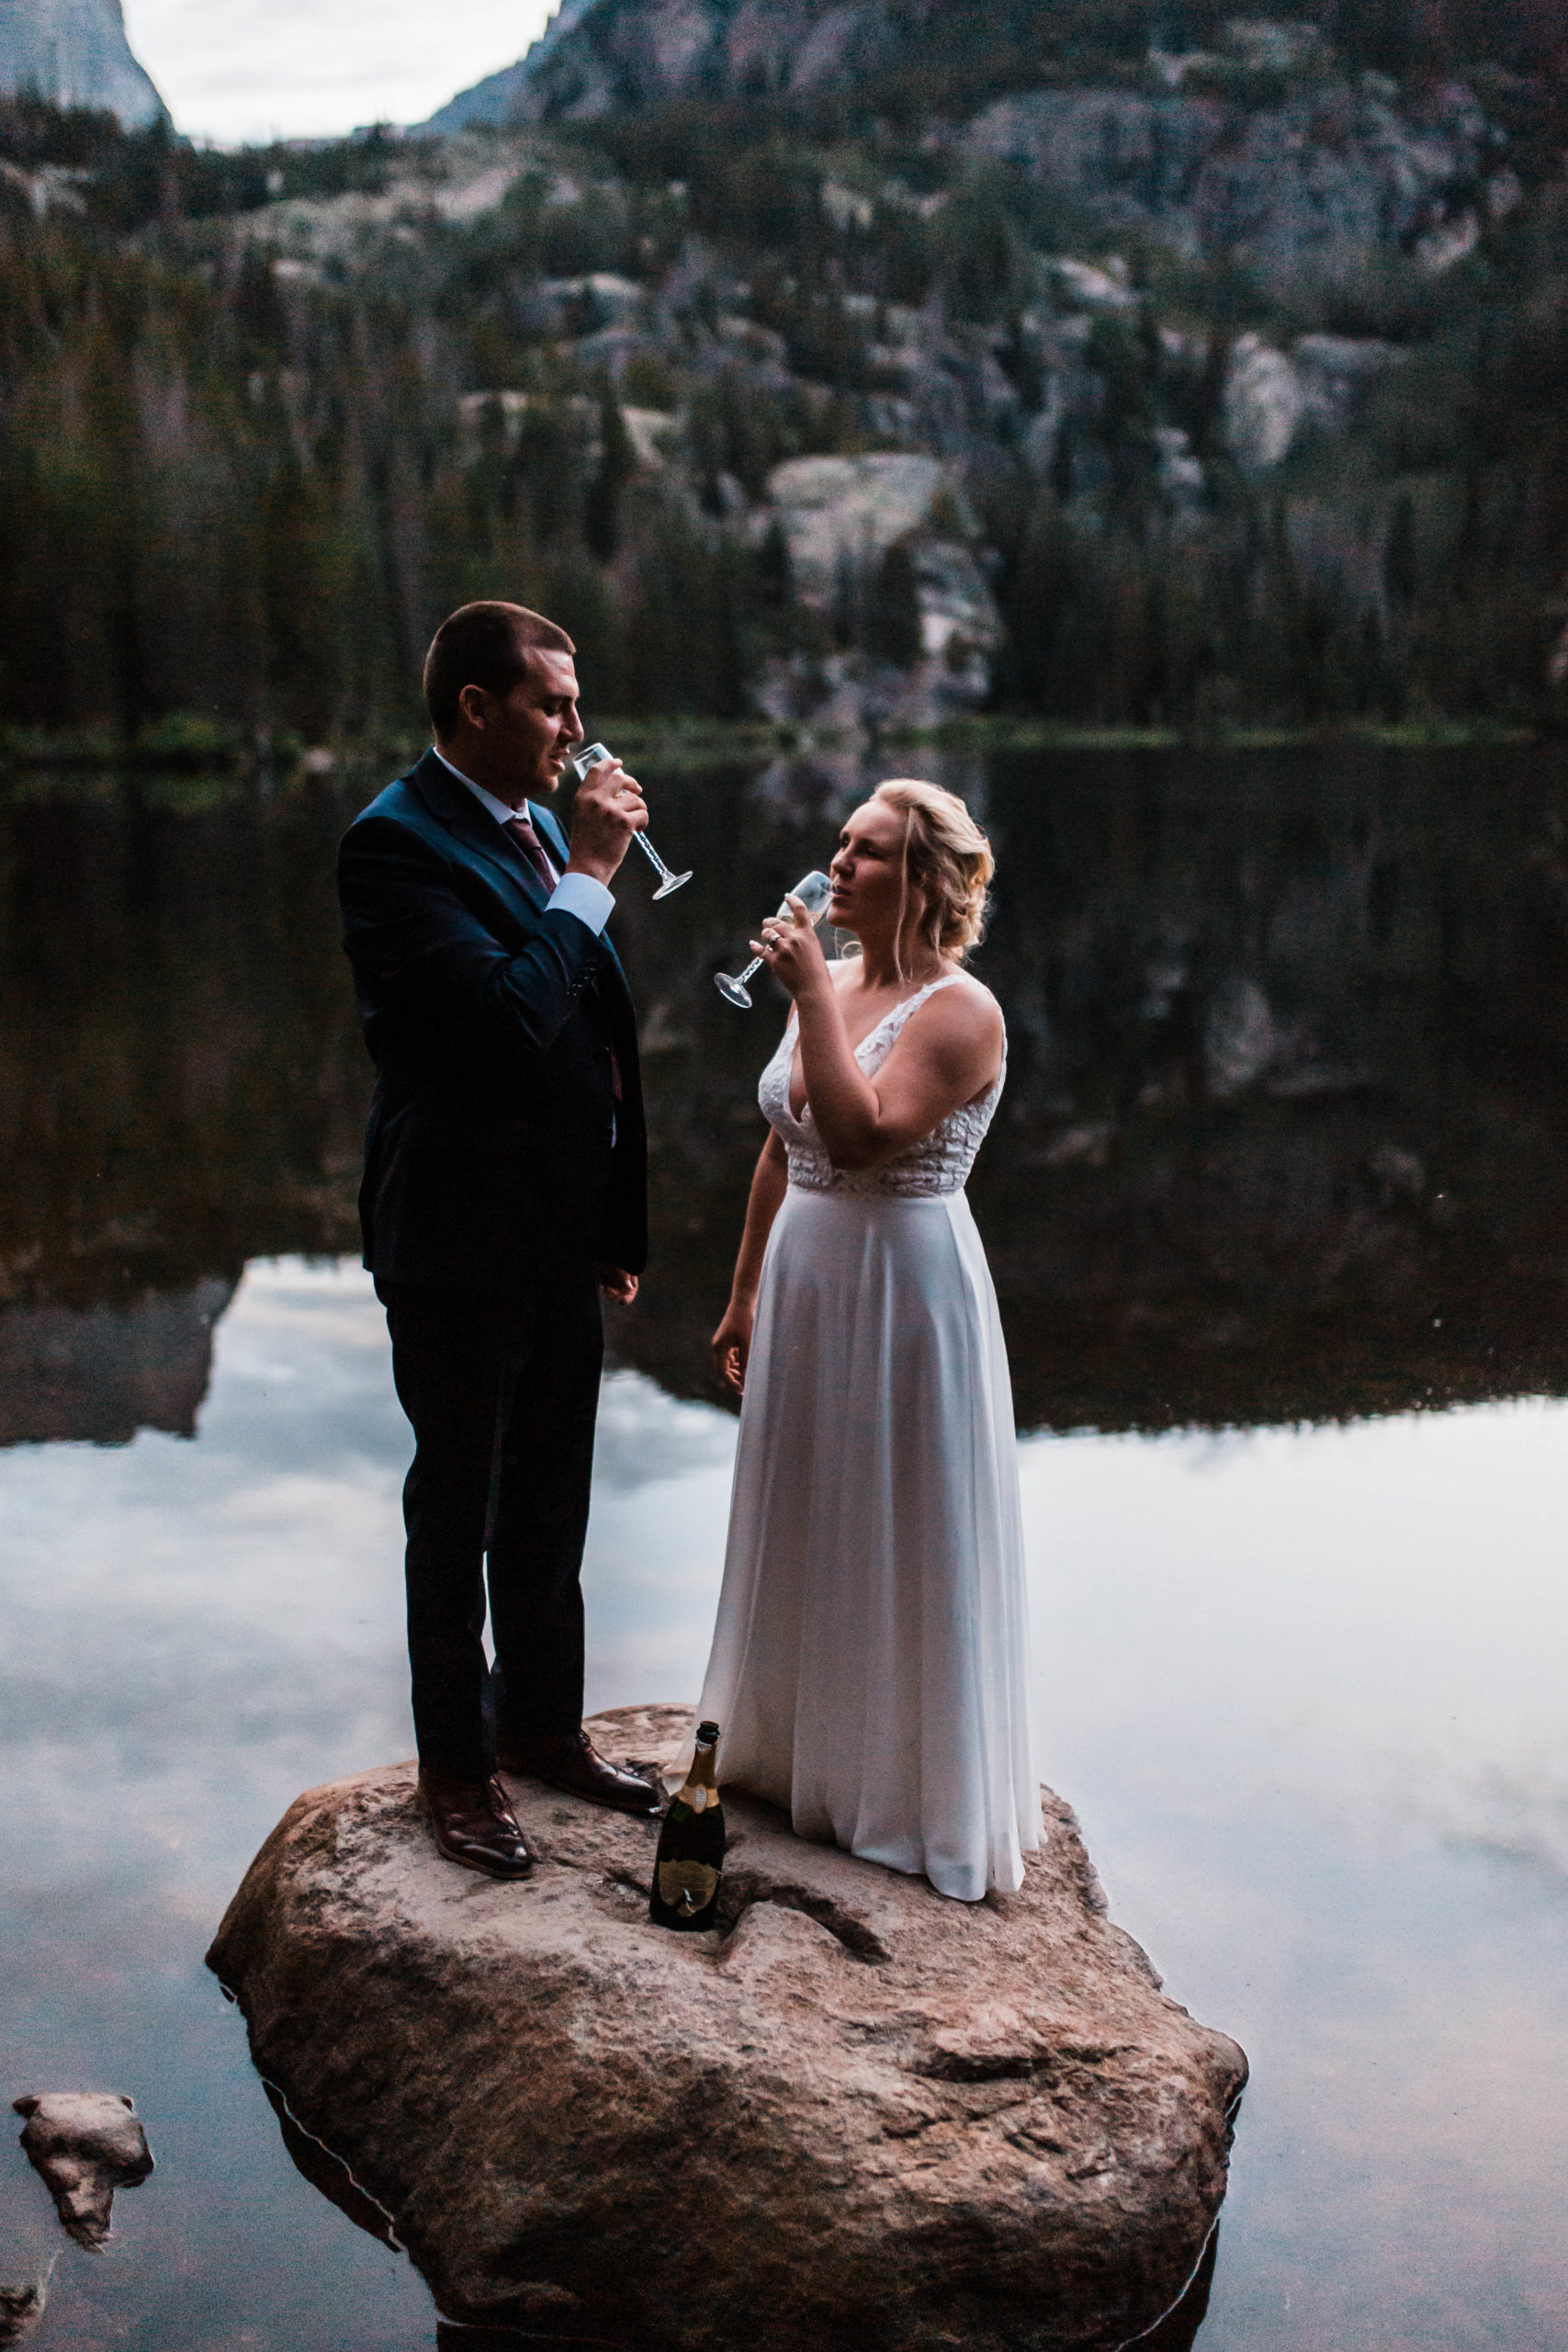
[{"left": 122, "top": 0, "right": 559, "bottom": 145}]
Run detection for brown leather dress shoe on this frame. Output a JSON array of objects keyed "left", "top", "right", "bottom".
[
  {"left": 497, "top": 1728, "right": 662, "bottom": 1816},
  {"left": 418, "top": 1768, "right": 536, "bottom": 1879}
]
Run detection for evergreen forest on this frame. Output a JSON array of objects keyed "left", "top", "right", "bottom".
[{"left": 5, "top": 0, "right": 1568, "bottom": 749}]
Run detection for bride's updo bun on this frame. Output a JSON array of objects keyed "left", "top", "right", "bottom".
[{"left": 871, "top": 778, "right": 994, "bottom": 964}]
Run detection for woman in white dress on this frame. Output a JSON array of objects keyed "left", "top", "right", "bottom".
[{"left": 700, "top": 779, "right": 1038, "bottom": 1902}]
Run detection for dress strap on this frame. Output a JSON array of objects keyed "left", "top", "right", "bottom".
[
  {"left": 877, "top": 972, "right": 964, "bottom": 1042},
  {"left": 789, "top": 971, "right": 965, "bottom": 1071}
]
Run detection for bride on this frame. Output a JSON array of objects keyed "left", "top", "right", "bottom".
[{"left": 699, "top": 779, "right": 1038, "bottom": 1902}]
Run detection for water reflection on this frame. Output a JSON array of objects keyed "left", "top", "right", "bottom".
[
  {"left": 5, "top": 746, "right": 1568, "bottom": 1442},
  {"left": 0, "top": 1282, "right": 233, "bottom": 1446},
  {"left": 1, "top": 1260, "right": 1565, "bottom": 2345},
  {"left": 423, "top": 2231, "right": 1221, "bottom": 2352},
  {"left": 4, "top": 749, "right": 1568, "bottom": 2346}
]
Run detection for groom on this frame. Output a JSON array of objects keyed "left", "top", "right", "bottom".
[{"left": 338, "top": 600, "right": 660, "bottom": 1879}]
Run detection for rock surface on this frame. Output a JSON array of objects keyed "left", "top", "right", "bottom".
[
  {"left": 967, "top": 82, "right": 1486, "bottom": 276},
  {"left": 0, "top": 0, "right": 165, "bottom": 128},
  {"left": 12, "top": 2094, "right": 153, "bottom": 2249},
  {"left": 422, "top": 0, "right": 1487, "bottom": 288},
  {"left": 0, "top": 2262, "right": 52, "bottom": 2347},
  {"left": 209, "top": 1704, "right": 1246, "bottom": 2350}
]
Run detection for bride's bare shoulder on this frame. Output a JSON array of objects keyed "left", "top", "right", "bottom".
[
  {"left": 926, "top": 971, "right": 1003, "bottom": 1037},
  {"left": 893, "top": 973, "right": 1003, "bottom": 1084}
]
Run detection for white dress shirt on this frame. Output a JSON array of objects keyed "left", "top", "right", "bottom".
[{"left": 432, "top": 747, "right": 615, "bottom": 935}]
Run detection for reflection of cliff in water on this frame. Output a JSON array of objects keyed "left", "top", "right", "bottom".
[
  {"left": 4, "top": 747, "right": 1568, "bottom": 1438},
  {"left": 0, "top": 1278, "right": 235, "bottom": 1446},
  {"left": 976, "top": 743, "right": 1568, "bottom": 1427},
  {"left": 0, "top": 777, "right": 367, "bottom": 1442},
  {"left": 612, "top": 744, "right": 1568, "bottom": 1428}
]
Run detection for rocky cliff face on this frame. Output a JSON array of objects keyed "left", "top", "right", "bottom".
[
  {"left": 0, "top": 0, "right": 164, "bottom": 128},
  {"left": 965, "top": 76, "right": 1495, "bottom": 276},
  {"left": 410, "top": 11, "right": 1519, "bottom": 731},
  {"left": 4, "top": 5, "right": 1552, "bottom": 739},
  {"left": 432, "top": 18, "right": 1495, "bottom": 286},
  {"left": 426, "top": 0, "right": 926, "bottom": 131}
]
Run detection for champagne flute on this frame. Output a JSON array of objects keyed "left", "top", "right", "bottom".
[
  {"left": 569, "top": 741, "right": 692, "bottom": 899},
  {"left": 715, "top": 870, "right": 833, "bottom": 1008}
]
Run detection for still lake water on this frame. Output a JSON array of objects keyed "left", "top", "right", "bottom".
[{"left": 2, "top": 744, "right": 1567, "bottom": 2347}]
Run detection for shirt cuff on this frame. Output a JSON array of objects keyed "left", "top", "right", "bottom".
[{"left": 546, "top": 872, "right": 615, "bottom": 935}]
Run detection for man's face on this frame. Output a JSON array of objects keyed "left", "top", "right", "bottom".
[{"left": 457, "top": 648, "right": 584, "bottom": 800}]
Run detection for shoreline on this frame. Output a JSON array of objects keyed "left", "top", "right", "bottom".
[{"left": 0, "top": 711, "right": 1543, "bottom": 792}]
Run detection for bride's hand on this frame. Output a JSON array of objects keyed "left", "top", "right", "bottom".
[
  {"left": 712, "top": 1297, "right": 754, "bottom": 1394},
  {"left": 751, "top": 893, "right": 829, "bottom": 1001}
]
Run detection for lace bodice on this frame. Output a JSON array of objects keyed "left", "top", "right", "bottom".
[{"left": 758, "top": 972, "right": 1006, "bottom": 1197}]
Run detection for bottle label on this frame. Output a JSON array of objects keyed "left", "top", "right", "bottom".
[{"left": 658, "top": 1858, "right": 719, "bottom": 1917}]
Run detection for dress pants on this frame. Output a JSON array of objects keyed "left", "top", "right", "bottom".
[{"left": 379, "top": 1265, "right": 604, "bottom": 1781}]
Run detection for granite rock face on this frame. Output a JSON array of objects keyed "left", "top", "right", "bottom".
[
  {"left": 425, "top": 0, "right": 909, "bottom": 131},
  {"left": 0, "top": 0, "right": 165, "bottom": 128},
  {"left": 966, "top": 83, "right": 1486, "bottom": 277},
  {"left": 209, "top": 1704, "right": 1246, "bottom": 2350},
  {"left": 423, "top": 0, "right": 1486, "bottom": 287}
]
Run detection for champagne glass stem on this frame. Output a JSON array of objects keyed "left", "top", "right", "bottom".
[
  {"left": 714, "top": 871, "right": 832, "bottom": 1009},
  {"left": 632, "top": 830, "right": 682, "bottom": 887}
]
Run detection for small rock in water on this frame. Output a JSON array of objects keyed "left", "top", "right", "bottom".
[
  {"left": 0, "top": 2259, "right": 54, "bottom": 2346},
  {"left": 12, "top": 2093, "right": 153, "bottom": 2248}
]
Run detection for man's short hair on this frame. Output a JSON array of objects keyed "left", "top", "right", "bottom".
[{"left": 423, "top": 602, "right": 575, "bottom": 736}]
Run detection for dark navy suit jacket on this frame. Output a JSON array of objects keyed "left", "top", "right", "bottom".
[{"left": 337, "top": 749, "right": 647, "bottom": 1290}]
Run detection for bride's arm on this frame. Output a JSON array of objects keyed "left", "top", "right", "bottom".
[
  {"left": 794, "top": 981, "right": 1001, "bottom": 1170},
  {"left": 761, "top": 910, "right": 1001, "bottom": 1170},
  {"left": 711, "top": 1131, "right": 788, "bottom": 1394}
]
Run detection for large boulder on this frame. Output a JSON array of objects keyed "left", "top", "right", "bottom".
[
  {"left": 762, "top": 453, "right": 1003, "bottom": 711},
  {"left": 765, "top": 453, "right": 953, "bottom": 609},
  {"left": 209, "top": 1705, "right": 1246, "bottom": 2350}
]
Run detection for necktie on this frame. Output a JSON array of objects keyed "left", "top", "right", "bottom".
[{"left": 502, "top": 813, "right": 555, "bottom": 896}]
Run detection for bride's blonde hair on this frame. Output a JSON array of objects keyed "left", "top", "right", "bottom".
[{"left": 870, "top": 778, "right": 994, "bottom": 968}]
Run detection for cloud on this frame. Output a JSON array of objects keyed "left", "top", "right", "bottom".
[
  {"left": 124, "top": 0, "right": 558, "bottom": 142},
  {"left": 0, "top": 1261, "right": 734, "bottom": 1917}
]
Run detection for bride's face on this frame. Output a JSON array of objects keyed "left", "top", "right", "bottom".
[{"left": 828, "top": 799, "right": 911, "bottom": 939}]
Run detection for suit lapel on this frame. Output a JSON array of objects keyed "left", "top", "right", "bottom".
[
  {"left": 410, "top": 752, "right": 549, "bottom": 913},
  {"left": 407, "top": 753, "right": 632, "bottom": 1004}
]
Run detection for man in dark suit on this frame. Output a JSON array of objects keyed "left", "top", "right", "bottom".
[{"left": 338, "top": 600, "right": 661, "bottom": 1878}]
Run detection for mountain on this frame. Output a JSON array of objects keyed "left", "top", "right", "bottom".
[
  {"left": 420, "top": 0, "right": 1568, "bottom": 137},
  {"left": 0, "top": 0, "right": 164, "bottom": 128},
  {"left": 423, "top": 0, "right": 925, "bottom": 130},
  {"left": 6, "top": 4, "right": 1568, "bottom": 741},
  {"left": 423, "top": 0, "right": 595, "bottom": 134}
]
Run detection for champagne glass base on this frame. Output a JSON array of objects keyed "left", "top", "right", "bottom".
[
  {"left": 651, "top": 869, "right": 693, "bottom": 899},
  {"left": 714, "top": 972, "right": 754, "bottom": 1009}
]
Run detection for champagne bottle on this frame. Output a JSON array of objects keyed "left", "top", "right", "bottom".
[{"left": 649, "top": 1720, "right": 724, "bottom": 1931}]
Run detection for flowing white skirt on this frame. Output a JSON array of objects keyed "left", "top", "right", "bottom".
[{"left": 696, "top": 1185, "right": 1040, "bottom": 1901}]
